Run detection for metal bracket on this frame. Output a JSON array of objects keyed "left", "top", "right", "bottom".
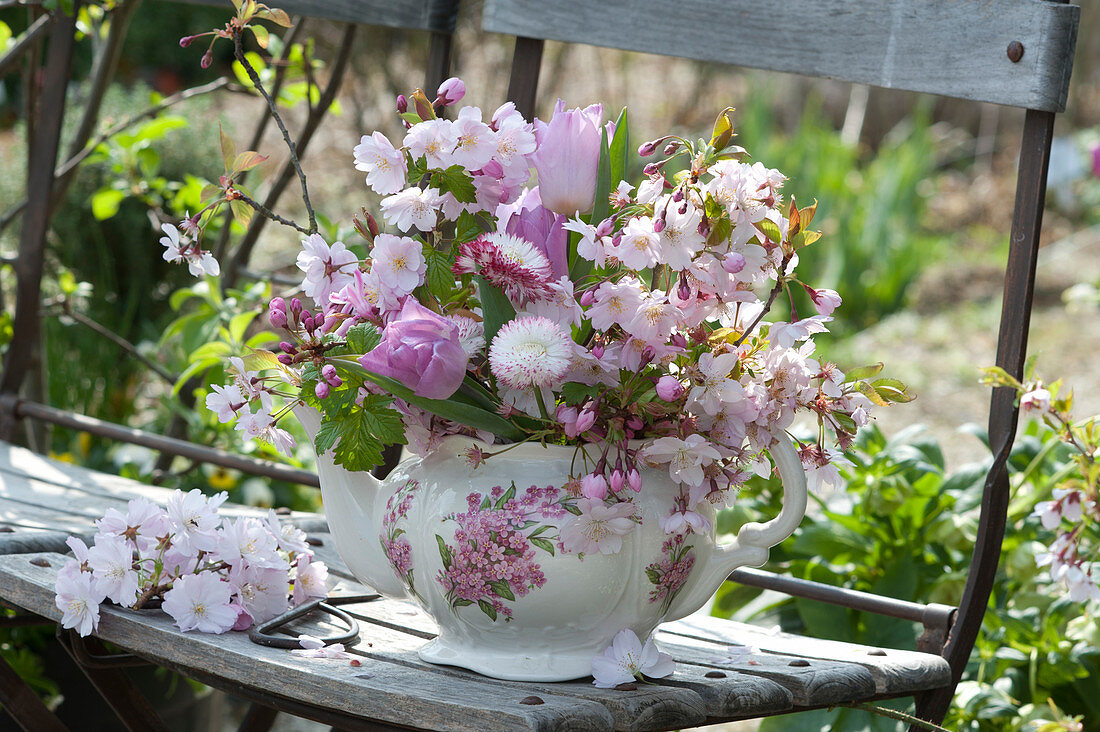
[
  {"left": 56, "top": 626, "right": 152, "bottom": 669},
  {"left": 248, "top": 593, "right": 378, "bottom": 649},
  {"left": 916, "top": 603, "right": 957, "bottom": 655}
]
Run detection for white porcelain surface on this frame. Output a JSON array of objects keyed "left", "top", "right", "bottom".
[{"left": 295, "top": 405, "right": 807, "bottom": 681}]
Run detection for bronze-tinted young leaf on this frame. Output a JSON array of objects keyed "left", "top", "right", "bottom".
[
  {"left": 255, "top": 6, "right": 292, "bottom": 27},
  {"left": 710, "top": 107, "right": 736, "bottom": 149},
  {"left": 230, "top": 198, "right": 253, "bottom": 227},
  {"left": 232, "top": 150, "right": 268, "bottom": 174},
  {"left": 219, "top": 125, "right": 235, "bottom": 172},
  {"left": 249, "top": 23, "right": 269, "bottom": 49},
  {"left": 787, "top": 197, "right": 801, "bottom": 237},
  {"left": 843, "top": 363, "right": 884, "bottom": 382},
  {"left": 978, "top": 366, "right": 1022, "bottom": 390},
  {"left": 799, "top": 199, "right": 818, "bottom": 227}
]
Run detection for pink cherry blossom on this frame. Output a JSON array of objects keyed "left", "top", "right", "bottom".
[
  {"left": 403, "top": 118, "right": 457, "bottom": 169},
  {"left": 55, "top": 566, "right": 104, "bottom": 637},
  {"left": 450, "top": 106, "right": 496, "bottom": 171},
  {"left": 86, "top": 533, "right": 140, "bottom": 606},
  {"left": 295, "top": 234, "right": 358, "bottom": 308},
  {"left": 162, "top": 572, "right": 238, "bottom": 634},
  {"left": 590, "top": 628, "right": 674, "bottom": 688},
  {"left": 380, "top": 186, "right": 442, "bottom": 232},
  {"left": 353, "top": 131, "right": 407, "bottom": 195},
  {"left": 292, "top": 554, "right": 329, "bottom": 605},
  {"left": 369, "top": 234, "right": 426, "bottom": 299}
]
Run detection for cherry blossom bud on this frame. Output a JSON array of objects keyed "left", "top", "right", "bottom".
[
  {"left": 575, "top": 407, "right": 596, "bottom": 434},
  {"left": 580, "top": 473, "right": 608, "bottom": 500},
  {"left": 290, "top": 298, "right": 303, "bottom": 317},
  {"left": 411, "top": 89, "right": 435, "bottom": 121},
  {"left": 677, "top": 278, "right": 691, "bottom": 301},
  {"left": 722, "top": 252, "right": 746, "bottom": 274},
  {"left": 609, "top": 470, "right": 625, "bottom": 492},
  {"left": 595, "top": 218, "right": 615, "bottom": 237},
  {"left": 269, "top": 305, "right": 287, "bottom": 329},
  {"left": 591, "top": 344, "right": 605, "bottom": 359},
  {"left": 672, "top": 188, "right": 684, "bottom": 203},
  {"left": 656, "top": 375, "right": 684, "bottom": 401},
  {"left": 179, "top": 35, "right": 197, "bottom": 48},
  {"left": 653, "top": 217, "right": 666, "bottom": 233},
  {"left": 277, "top": 353, "right": 293, "bottom": 365},
  {"left": 804, "top": 285, "right": 842, "bottom": 316},
  {"left": 579, "top": 290, "right": 596, "bottom": 307},
  {"left": 678, "top": 202, "right": 688, "bottom": 215},
  {"left": 279, "top": 341, "right": 295, "bottom": 354},
  {"left": 395, "top": 95, "right": 408, "bottom": 114},
  {"left": 639, "top": 346, "right": 656, "bottom": 368},
  {"left": 303, "top": 315, "right": 315, "bottom": 332},
  {"left": 321, "top": 364, "right": 343, "bottom": 387},
  {"left": 315, "top": 381, "right": 330, "bottom": 399},
  {"left": 435, "top": 77, "right": 466, "bottom": 106},
  {"left": 626, "top": 416, "right": 643, "bottom": 431},
  {"left": 627, "top": 468, "right": 642, "bottom": 492},
  {"left": 637, "top": 140, "right": 660, "bottom": 157},
  {"left": 201, "top": 49, "right": 214, "bottom": 69},
  {"left": 662, "top": 141, "right": 680, "bottom": 155},
  {"left": 669, "top": 333, "right": 687, "bottom": 349},
  {"left": 643, "top": 162, "right": 661, "bottom": 176}
]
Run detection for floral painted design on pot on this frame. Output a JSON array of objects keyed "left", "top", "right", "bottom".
[{"left": 295, "top": 405, "right": 807, "bottom": 682}]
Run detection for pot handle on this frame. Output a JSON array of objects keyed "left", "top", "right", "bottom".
[{"left": 664, "top": 431, "right": 808, "bottom": 621}]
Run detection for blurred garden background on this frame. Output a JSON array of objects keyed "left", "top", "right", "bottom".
[{"left": 1, "top": 1, "right": 1099, "bottom": 729}]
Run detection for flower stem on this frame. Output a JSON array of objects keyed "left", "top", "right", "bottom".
[{"left": 842, "top": 703, "right": 952, "bottom": 732}]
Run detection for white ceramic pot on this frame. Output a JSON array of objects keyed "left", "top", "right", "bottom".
[{"left": 294, "top": 406, "right": 807, "bottom": 681}]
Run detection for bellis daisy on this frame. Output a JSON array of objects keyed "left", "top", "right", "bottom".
[{"left": 489, "top": 316, "right": 573, "bottom": 390}]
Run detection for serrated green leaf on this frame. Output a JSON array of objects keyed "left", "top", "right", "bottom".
[
  {"left": 646, "top": 567, "right": 661, "bottom": 584},
  {"left": 424, "top": 243, "right": 456, "bottom": 297},
  {"left": 314, "top": 392, "right": 406, "bottom": 472},
  {"left": 455, "top": 212, "right": 484, "bottom": 243},
  {"left": 757, "top": 218, "right": 782, "bottom": 245},
  {"left": 563, "top": 502, "right": 582, "bottom": 516},
  {"left": 242, "top": 349, "right": 282, "bottom": 372},
  {"left": 560, "top": 382, "right": 599, "bottom": 406},
  {"left": 432, "top": 165, "right": 477, "bottom": 204},
  {"left": 344, "top": 323, "right": 381, "bottom": 355}
]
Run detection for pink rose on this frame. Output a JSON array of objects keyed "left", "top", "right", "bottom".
[{"left": 358, "top": 299, "right": 468, "bottom": 400}]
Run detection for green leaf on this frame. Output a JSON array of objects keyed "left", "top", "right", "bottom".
[
  {"left": 530, "top": 537, "right": 556, "bottom": 555},
  {"left": 343, "top": 323, "right": 381, "bottom": 355},
  {"left": 607, "top": 107, "right": 630, "bottom": 190},
  {"left": 432, "top": 165, "right": 477, "bottom": 204},
  {"left": 477, "top": 599, "right": 498, "bottom": 621},
  {"left": 476, "top": 276, "right": 516, "bottom": 349},
  {"left": 757, "top": 218, "right": 783, "bottom": 246},
  {"left": 436, "top": 535, "right": 453, "bottom": 570},
  {"left": 219, "top": 125, "right": 236, "bottom": 171},
  {"left": 493, "top": 483, "right": 517, "bottom": 510},
  {"left": 843, "top": 363, "right": 884, "bottom": 382},
  {"left": 455, "top": 212, "right": 484, "bottom": 243},
  {"left": 453, "top": 598, "right": 473, "bottom": 607},
  {"left": 230, "top": 199, "right": 254, "bottom": 227},
  {"left": 315, "top": 392, "right": 406, "bottom": 472},
  {"left": 424, "top": 244, "right": 456, "bottom": 297},
  {"left": 91, "top": 189, "right": 125, "bottom": 220},
  {"left": 334, "top": 358, "right": 525, "bottom": 441},
  {"left": 559, "top": 382, "right": 599, "bottom": 406},
  {"left": 487, "top": 580, "right": 515, "bottom": 601},
  {"left": 710, "top": 106, "right": 736, "bottom": 149},
  {"left": 228, "top": 311, "right": 258, "bottom": 344},
  {"left": 645, "top": 567, "right": 661, "bottom": 584},
  {"left": 248, "top": 23, "right": 269, "bottom": 48}
]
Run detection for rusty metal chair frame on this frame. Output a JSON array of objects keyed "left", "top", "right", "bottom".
[{"left": 484, "top": 0, "right": 1078, "bottom": 727}]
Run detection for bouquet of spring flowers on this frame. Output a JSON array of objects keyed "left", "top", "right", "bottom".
[{"left": 170, "top": 76, "right": 909, "bottom": 541}]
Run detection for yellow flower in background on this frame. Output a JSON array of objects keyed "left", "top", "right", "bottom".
[
  {"left": 208, "top": 466, "right": 238, "bottom": 491},
  {"left": 50, "top": 452, "right": 76, "bottom": 464},
  {"left": 77, "top": 431, "right": 93, "bottom": 458}
]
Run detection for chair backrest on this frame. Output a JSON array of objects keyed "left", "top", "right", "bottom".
[
  {"left": 484, "top": 0, "right": 1078, "bottom": 111},
  {"left": 482, "top": 1, "right": 1080, "bottom": 727}
]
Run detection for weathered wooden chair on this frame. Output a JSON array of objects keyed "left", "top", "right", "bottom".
[
  {"left": 0, "top": 0, "right": 1082, "bottom": 729},
  {"left": 485, "top": 0, "right": 1080, "bottom": 727}
]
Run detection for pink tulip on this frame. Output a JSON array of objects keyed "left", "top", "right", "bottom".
[
  {"left": 531, "top": 100, "right": 611, "bottom": 216},
  {"left": 358, "top": 299, "right": 468, "bottom": 400},
  {"left": 496, "top": 187, "right": 568, "bottom": 279}
]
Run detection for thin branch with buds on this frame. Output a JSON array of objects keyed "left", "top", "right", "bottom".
[
  {"left": 232, "top": 190, "right": 311, "bottom": 235},
  {"left": 231, "top": 26, "right": 317, "bottom": 234}
]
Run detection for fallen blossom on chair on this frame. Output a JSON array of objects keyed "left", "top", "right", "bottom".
[
  {"left": 291, "top": 634, "right": 352, "bottom": 659},
  {"left": 590, "top": 628, "right": 674, "bottom": 688}
]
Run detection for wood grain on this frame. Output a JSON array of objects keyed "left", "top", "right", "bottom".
[
  {"left": 482, "top": 0, "right": 1079, "bottom": 111},
  {"left": 666, "top": 614, "right": 951, "bottom": 695},
  {"left": 171, "top": 0, "right": 461, "bottom": 33},
  {"left": 1, "top": 553, "right": 616, "bottom": 732}
]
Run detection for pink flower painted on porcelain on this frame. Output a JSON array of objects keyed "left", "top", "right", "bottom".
[
  {"left": 590, "top": 628, "right": 674, "bottom": 688},
  {"left": 560, "top": 498, "right": 637, "bottom": 555}
]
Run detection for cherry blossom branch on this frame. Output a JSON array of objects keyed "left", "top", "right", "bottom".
[
  {"left": 59, "top": 304, "right": 177, "bottom": 385},
  {"left": 231, "top": 26, "right": 317, "bottom": 234},
  {"left": 232, "top": 190, "right": 312, "bottom": 235},
  {"left": 732, "top": 252, "right": 792, "bottom": 348},
  {"left": 843, "top": 703, "right": 952, "bottom": 732}
]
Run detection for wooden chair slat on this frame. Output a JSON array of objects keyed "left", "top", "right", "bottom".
[{"left": 483, "top": 0, "right": 1080, "bottom": 111}]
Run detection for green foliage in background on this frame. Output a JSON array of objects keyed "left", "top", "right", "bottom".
[
  {"left": 734, "top": 90, "right": 947, "bottom": 332},
  {"left": 714, "top": 422, "right": 1100, "bottom": 731}
]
